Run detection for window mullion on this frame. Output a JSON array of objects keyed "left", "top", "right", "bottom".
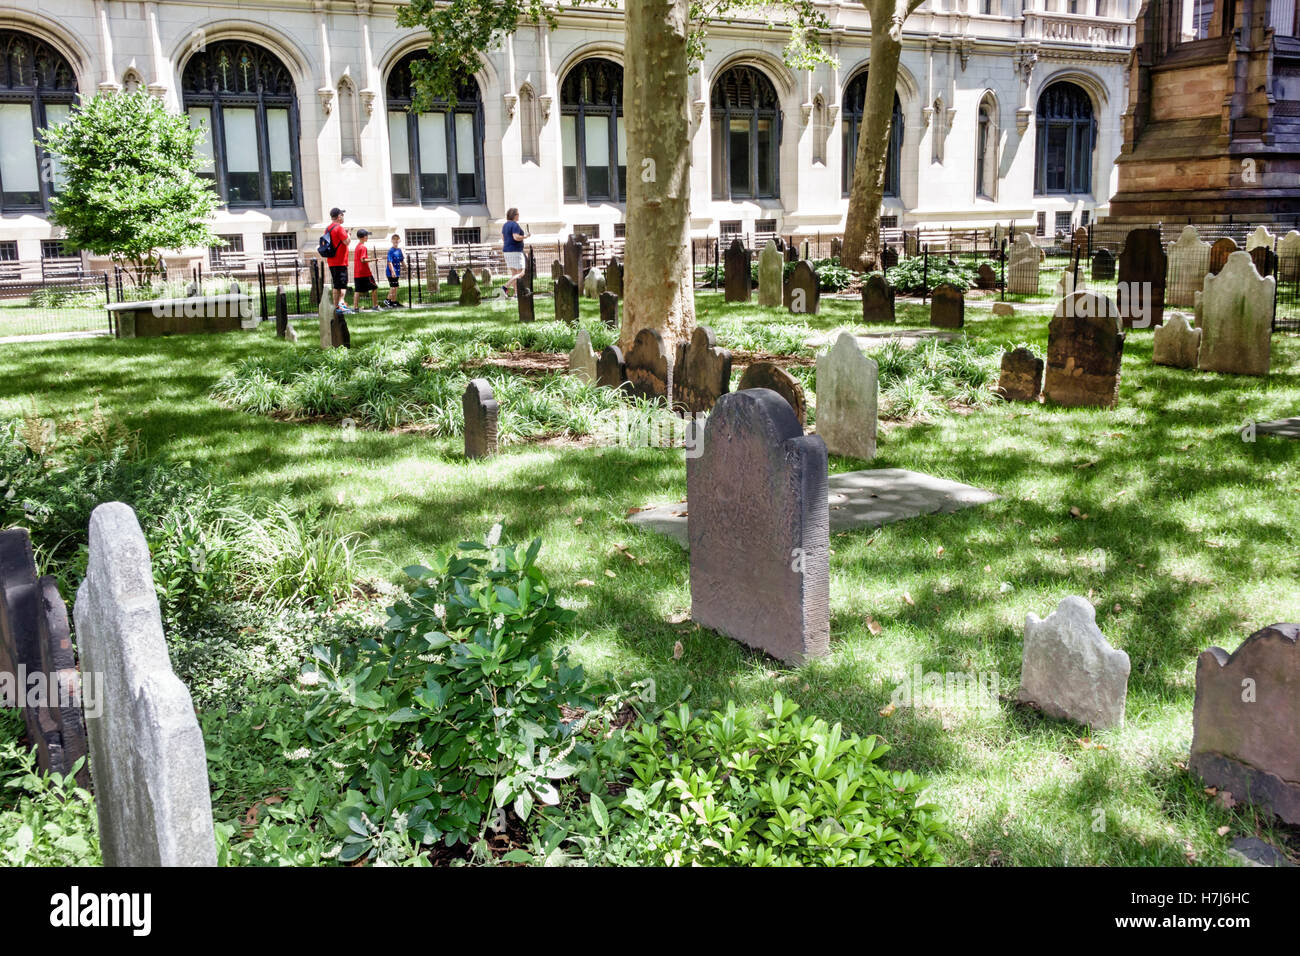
[
  {"left": 447, "top": 108, "right": 458, "bottom": 204},
  {"left": 257, "top": 90, "right": 272, "bottom": 207},
  {"left": 212, "top": 100, "right": 231, "bottom": 207}
]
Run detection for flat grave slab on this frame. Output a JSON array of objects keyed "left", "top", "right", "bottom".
[
  {"left": 807, "top": 329, "right": 960, "bottom": 351},
  {"left": 629, "top": 467, "right": 997, "bottom": 548},
  {"left": 1256, "top": 417, "right": 1300, "bottom": 439}
]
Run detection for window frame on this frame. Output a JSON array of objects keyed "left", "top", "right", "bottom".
[
  {"left": 710, "top": 65, "right": 781, "bottom": 202},
  {"left": 1033, "top": 81, "right": 1095, "bottom": 197},
  {"left": 560, "top": 57, "right": 625, "bottom": 205},
  {"left": 841, "top": 72, "right": 902, "bottom": 199},
  {"left": 0, "top": 31, "right": 78, "bottom": 214}
]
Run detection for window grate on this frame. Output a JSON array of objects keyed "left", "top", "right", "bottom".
[
  {"left": 262, "top": 233, "right": 297, "bottom": 252},
  {"left": 452, "top": 227, "right": 481, "bottom": 245},
  {"left": 406, "top": 229, "right": 436, "bottom": 248}
]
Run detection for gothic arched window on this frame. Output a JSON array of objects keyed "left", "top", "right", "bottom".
[
  {"left": 842, "top": 71, "right": 902, "bottom": 198},
  {"left": 386, "top": 52, "right": 484, "bottom": 206},
  {"left": 1034, "top": 81, "right": 1094, "bottom": 196},
  {"left": 976, "top": 93, "right": 999, "bottom": 200},
  {"left": 560, "top": 57, "right": 624, "bottom": 203},
  {"left": 0, "top": 30, "right": 77, "bottom": 212},
  {"left": 711, "top": 65, "right": 780, "bottom": 200}
]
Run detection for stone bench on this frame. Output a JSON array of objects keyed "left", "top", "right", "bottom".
[{"left": 108, "top": 293, "right": 255, "bottom": 338}]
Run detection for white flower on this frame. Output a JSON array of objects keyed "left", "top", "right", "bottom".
[
  {"left": 493, "top": 613, "right": 505, "bottom": 631},
  {"left": 486, "top": 522, "right": 503, "bottom": 547},
  {"left": 297, "top": 670, "right": 321, "bottom": 686},
  {"left": 433, "top": 603, "right": 447, "bottom": 621},
  {"left": 287, "top": 747, "right": 312, "bottom": 761}
]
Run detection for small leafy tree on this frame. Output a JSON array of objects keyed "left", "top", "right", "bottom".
[{"left": 39, "top": 91, "right": 219, "bottom": 286}]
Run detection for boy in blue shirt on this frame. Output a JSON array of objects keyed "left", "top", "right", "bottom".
[{"left": 384, "top": 234, "right": 406, "bottom": 308}]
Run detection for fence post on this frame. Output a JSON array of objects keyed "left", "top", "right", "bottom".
[
  {"left": 258, "top": 263, "right": 268, "bottom": 322},
  {"left": 999, "top": 239, "right": 1006, "bottom": 301},
  {"left": 922, "top": 243, "right": 929, "bottom": 303}
]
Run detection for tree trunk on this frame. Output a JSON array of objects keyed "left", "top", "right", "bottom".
[
  {"left": 621, "top": 0, "right": 694, "bottom": 354},
  {"left": 841, "top": 0, "right": 904, "bottom": 273}
]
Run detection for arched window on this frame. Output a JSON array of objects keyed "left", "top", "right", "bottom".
[
  {"left": 386, "top": 51, "right": 483, "bottom": 206},
  {"left": 182, "top": 41, "right": 301, "bottom": 208},
  {"left": 841, "top": 71, "right": 902, "bottom": 198},
  {"left": 710, "top": 65, "right": 780, "bottom": 200},
  {"left": 1034, "top": 82, "right": 1094, "bottom": 196},
  {"left": 976, "top": 93, "right": 999, "bottom": 200},
  {"left": 560, "top": 57, "right": 624, "bottom": 203},
  {"left": 0, "top": 30, "right": 77, "bottom": 212},
  {"left": 338, "top": 76, "right": 360, "bottom": 166}
]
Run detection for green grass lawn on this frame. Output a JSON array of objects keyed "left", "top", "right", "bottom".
[{"left": 2, "top": 287, "right": 1298, "bottom": 866}]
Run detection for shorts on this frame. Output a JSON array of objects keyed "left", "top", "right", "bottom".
[
  {"left": 354, "top": 275, "right": 377, "bottom": 293},
  {"left": 329, "top": 265, "right": 349, "bottom": 290},
  {"left": 504, "top": 251, "right": 525, "bottom": 271},
  {"left": 388, "top": 276, "right": 400, "bottom": 288}
]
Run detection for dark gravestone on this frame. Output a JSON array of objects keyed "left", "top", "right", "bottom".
[
  {"left": 1117, "top": 227, "right": 1166, "bottom": 328},
  {"left": 625, "top": 328, "right": 673, "bottom": 404},
  {"left": 1071, "top": 227, "right": 1089, "bottom": 257},
  {"left": 1091, "top": 248, "right": 1116, "bottom": 281},
  {"left": 830, "top": 237, "right": 842, "bottom": 260},
  {"left": 599, "top": 291, "right": 619, "bottom": 329},
  {"left": 930, "top": 283, "right": 964, "bottom": 329},
  {"left": 687, "top": 389, "right": 829, "bottom": 664},
  {"left": 1250, "top": 246, "right": 1277, "bottom": 279},
  {"left": 881, "top": 246, "right": 899, "bottom": 270},
  {"left": 976, "top": 262, "right": 998, "bottom": 290},
  {"left": 554, "top": 275, "right": 580, "bottom": 323},
  {"left": 308, "top": 259, "right": 323, "bottom": 308},
  {"left": 737, "top": 360, "right": 807, "bottom": 426},
  {"left": 1209, "top": 237, "right": 1237, "bottom": 276},
  {"left": 275, "top": 287, "right": 288, "bottom": 339},
  {"left": 517, "top": 281, "right": 535, "bottom": 323},
  {"left": 0, "top": 528, "right": 89, "bottom": 785},
  {"left": 724, "top": 239, "right": 751, "bottom": 303},
  {"left": 1044, "top": 292, "right": 1125, "bottom": 408},
  {"left": 596, "top": 344, "right": 627, "bottom": 389},
  {"left": 459, "top": 270, "right": 481, "bottom": 307},
  {"left": 606, "top": 257, "right": 623, "bottom": 297},
  {"left": 784, "top": 243, "right": 798, "bottom": 263},
  {"left": 998, "top": 347, "right": 1044, "bottom": 402},
  {"left": 784, "top": 260, "right": 820, "bottom": 315},
  {"left": 563, "top": 236, "right": 583, "bottom": 284},
  {"left": 1190, "top": 623, "right": 1300, "bottom": 825},
  {"left": 551, "top": 259, "right": 564, "bottom": 281},
  {"left": 861, "top": 274, "right": 896, "bottom": 324},
  {"left": 447, "top": 268, "right": 460, "bottom": 287},
  {"left": 673, "top": 326, "right": 732, "bottom": 415},
  {"left": 331, "top": 308, "right": 351, "bottom": 349},
  {"left": 462, "top": 379, "right": 499, "bottom": 459}
]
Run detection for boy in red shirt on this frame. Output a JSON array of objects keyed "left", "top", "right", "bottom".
[
  {"left": 351, "top": 229, "right": 379, "bottom": 312},
  {"left": 325, "top": 207, "right": 351, "bottom": 312}
]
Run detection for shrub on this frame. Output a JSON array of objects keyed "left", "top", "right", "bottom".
[
  {"left": 885, "top": 256, "right": 979, "bottom": 294},
  {"left": 0, "top": 714, "right": 100, "bottom": 866}
]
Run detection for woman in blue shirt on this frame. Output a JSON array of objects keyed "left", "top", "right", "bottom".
[{"left": 502, "top": 208, "right": 527, "bottom": 297}]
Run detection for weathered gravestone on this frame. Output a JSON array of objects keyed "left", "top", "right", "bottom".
[
  {"left": 862, "top": 274, "right": 896, "bottom": 324},
  {"left": 1007, "top": 233, "right": 1040, "bottom": 295},
  {"left": 815, "top": 331, "right": 878, "bottom": 460},
  {"left": 737, "top": 361, "right": 807, "bottom": 426},
  {"left": 563, "top": 236, "right": 583, "bottom": 284},
  {"left": 318, "top": 290, "right": 334, "bottom": 349},
  {"left": 880, "top": 246, "right": 899, "bottom": 270},
  {"left": 800, "top": 239, "right": 811, "bottom": 261},
  {"left": 459, "top": 270, "right": 481, "bottom": 307},
  {"left": 1152, "top": 312, "right": 1202, "bottom": 368},
  {"left": 1090, "top": 248, "right": 1116, "bottom": 281},
  {"left": 1117, "top": 227, "right": 1166, "bottom": 328},
  {"left": 1246, "top": 225, "right": 1275, "bottom": 252},
  {"left": 568, "top": 330, "right": 598, "bottom": 384},
  {"left": 599, "top": 291, "right": 619, "bottom": 329},
  {"left": 784, "top": 243, "right": 797, "bottom": 263},
  {"left": 605, "top": 257, "right": 623, "bottom": 297},
  {"left": 757, "top": 240, "right": 784, "bottom": 308},
  {"left": 998, "top": 347, "right": 1044, "bottom": 402},
  {"left": 462, "top": 379, "right": 499, "bottom": 458},
  {"left": 308, "top": 259, "right": 323, "bottom": 308},
  {"left": 1190, "top": 623, "right": 1300, "bottom": 824},
  {"left": 596, "top": 345, "right": 627, "bottom": 390},
  {"left": 1044, "top": 291, "right": 1125, "bottom": 408},
  {"left": 673, "top": 326, "right": 732, "bottom": 415},
  {"left": 583, "top": 266, "right": 606, "bottom": 299},
  {"left": 0, "top": 528, "right": 89, "bottom": 785},
  {"left": 687, "top": 389, "right": 829, "bottom": 664},
  {"left": 274, "top": 286, "right": 289, "bottom": 339},
  {"left": 554, "top": 275, "right": 580, "bottom": 323},
  {"left": 1053, "top": 268, "right": 1088, "bottom": 300},
  {"left": 331, "top": 309, "right": 351, "bottom": 349},
  {"left": 1166, "top": 225, "right": 1211, "bottom": 306},
  {"left": 976, "top": 262, "right": 998, "bottom": 290},
  {"left": 1071, "top": 227, "right": 1089, "bottom": 257},
  {"left": 1249, "top": 245, "right": 1277, "bottom": 280},
  {"left": 1209, "top": 237, "right": 1237, "bottom": 275},
  {"left": 517, "top": 280, "right": 535, "bottom": 323},
  {"left": 479, "top": 268, "right": 493, "bottom": 289},
  {"left": 425, "top": 252, "right": 438, "bottom": 292},
  {"left": 1279, "top": 231, "right": 1300, "bottom": 283},
  {"left": 724, "top": 238, "right": 751, "bottom": 303},
  {"left": 830, "top": 237, "right": 842, "bottom": 260},
  {"left": 930, "top": 283, "right": 964, "bottom": 329},
  {"left": 74, "top": 503, "right": 217, "bottom": 866},
  {"left": 991, "top": 301, "right": 1015, "bottom": 317},
  {"left": 1196, "top": 251, "right": 1274, "bottom": 376},
  {"left": 447, "top": 267, "right": 460, "bottom": 287},
  {"left": 1018, "top": 596, "right": 1130, "bottom": 730},
  {"left": 551, "top": 260, "right": 564, "bottom": 281},
  {"left": 625, "top": 328, "right": 673, "bottom": 403},
  {"left": 784, "top": 260, "right": 820, "bottom": 315}
]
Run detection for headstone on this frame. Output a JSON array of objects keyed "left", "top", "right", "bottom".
[
  {"left": 1117, "top": 227, "right": 1166, "bottom": 328},
  {"left": 1152, "top": 312, "right": 1201, "bottom": 368},
  {"left": 814, "top": 331, "right": 877, "bottom": 459},
  {"left": 992, "top": 301, "right": 1015, "bottom": 317},
  {"left": 1249, "top": 245, "right": 1277, "bottom": 280},
  {"left": 308, "top": 260, "right": 322, "bottom": 308},
  {"left": 830, "top": 237, "right": 842, "bottom": 260},
  {"left": 976, "top": 262, "right": 998, "bottom": 290},
  {"left": 425, "top": 252, "right": 438, "bottom": 292},
  {"left": 1166, "top": 225, "right": 1211, "bottom": 306},
  {"left": 447, "top": 267, "right": 460, "bottom": 286},
  {"left": 517, "top": 281, "right": 535, "bottom": 323},
  {"left": 724, "top": 239, "right": 751, "bottom": 303},
  {"left": 0, "top": 529, "right": 89, "bottom": 785},
  {"left": 784, "top": 261, "right": 820, "bottom": 315},
  {"left": 331, "top": 308, "right": 351, "bottom": 349},
  {"left": 880, "top": 246, "right": 899, "bottom": 270},
  {"left": 274, "top": 286, "right": 288, "bottom": 339},
  {"left": 1071, "top": 227, "right": 1088, "bottom": 256},
  {"left": 459, "top": 269, "right": 481, "bottom": 307},
  {"left": 568, "top": 330, "right": 598, "bottom": 384},
  {"left": 1090, "top": 248, "right": 1116, "bottom": 281},
  {"left": 228, "top": 280, "right": 241, "bottom": 295},
  {"left": 1245, "top": 225, "right": 1275, "bottom": 251},
  {"left": 1278, "top": 231, "right": 1300, "bottom": 283},
  {"left": 318, "top": 292, "right": 334, "bottom": 349},
  {"left": 998, "top": 347, "right": 1044, "bottom": 402},
  {"left": 551, "top": 260, "right": 564, "bottom": 281},
  {"left": 862, "top": 274, "right": 896, "bottom": 324},
  {"left": 1209, "top": 237, "right": 1237, "bottom": 275},
  {"left": 1196, "top": 251, "right": 1274, "bottom": 376},
  {"left": 737, "top": 361, "right": 807, "bottom": 426},
  {"left": 784, "top": 240, "right": 797, "bottom": 263},
  {"left": 462, "top": 379, "right": 499, "bottom": 459},
  {"left": 599, "top": 291, "right": 618, "bottom": 329},
  {"left": 596, "top": 344, "right": 627, "bottom": 389},
  {"left": 1007, "top": 233, "right": 1039, "bottom": 295},
  {"left": 606, "top": 257, "right": 623, "bottom": 297},
  {"left": 800, "top": 239, "right": 811, "bottom": 261},
  {"left": 1190, "top": 623, "right": 1300, "bottom": 825},
  {"left": 1018, "top": 596, "right": 1130, "bottom": 730},
  {"left": 285, "top": 324, "right": 298, "bottom": 343},
  {"left": 479, "top": 268, "right": 492, "bottom": 288},
  {"left": 625, "top": 328, "right": 673, "bottom": 403},
  {"left": 184, "top": 280, "right": 199, "bottom": 298},
  {"left": 554, "top": 275, "right": 580, "bottom": 323},
  {"left": 757, "top": 240, "right": 784, "bottom": 308},
  {"left": 673, "top": 326, "right": 732, "bottom": 415},
  {"left": 563, "top": 235, "right": 583, "bottom": 284},
  {"left": 583, "top": 266, "right": 606, "bottom": 299},
  {"left": 74, "top": 503, "right": 217, "bottom": 866},
  {"left": 687, "top": 389, "right": 829, "bottom": 664},
  {"left": 1044, "top": 291, "right": 1125, "bottom": 408},
  {"left": 930, "top": 283, "right": 964, "bottom": 328}
]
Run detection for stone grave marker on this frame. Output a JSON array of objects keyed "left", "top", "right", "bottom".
[
  {"left": 724, "top": 238, "right": 751, "bottom": 303},
  {"left": 599, "top": 291, "right": 619, "bottom": 329},
  {"left": 1117, "top": 227, "right": 1166, "bottom": 328},
  {"left": 74, "top": 503, "right": 217, "bottom": 866},
  {"left": 1018, "top": 596, "right": 1130, "bottom": 730},
  {"left": 563, "top": 235, "right": 583, "bottom": 284},
  {"left": 976, "top": 262, "right": 998, "bottom": 290},
  {"left": 687, "top": 389, "right": 829, "bottom": 664},
  {"left": 331, "top": 309, "right": 351, "bottom": 349},
  {"left": 554, "top": 275, "right": 580, "bottom": 323},
  {"left": 1152, "top": 312, "right": 1201, "bottom": 368},
  {"left": 606, "top": 257, "right": 623, "bottom": 297},
  {"left": 881, "top": 246, "right": 899, "bottom": 270},
  {"left": 673, "top": 326, "right": 732, "bottom": 415},
  {"left": 625, "top": 328, "right": 673, "bottom": 403},
  {"left": 551, "top": 260, "right": 564, "bottom": 281},
  {"left": 479, "top": 268, "right": 492, "bottom": 288},
  {"left": 425, "top": 252, "right": 438, "bottom": 292},
  {"left": 1196, "top": 251, "right": 1274, "bottom": 376},
  {"left": 991, "top": 301, "right": 1015, "bottom": 317},
  {"left": 583, "top": 266, "right": 606, "bottom": 299},
  {"left": 998, "top": 347, "right": 1044, "bottom": 402},
  {"left": 1007, "top": 233, "right": 1040, "bottom": 295},
  {"left": 308, "top": 259, "right": 322, "bottom": 308},
  {"left": 517, "top": 280, "right": 535, "bottom": 323},
  {"left": 1209, "top": 237, "right": 1236, "bottom": 275},
  {"left": 447, "top": 267, "right": 460, "bottom": 287},
  {"left": 1249, "top": 245, "right": 1277, "bottom": 280},
  {"left": 1091, "top": 248, "right": 1116, "bottom": 280},
  {"left": 596, "top": 345, "right": 627, "bottom": 389},
  {"left": 274, "top": 286, "right": 288, "bottom": 339},
  {"left": 1166, "top": 225, "right": 1211, "bottom": 306},
  {"left": 1246, "top": 225, "right": 1275, "bottom": 251},
  {"left": 930, "top": 283, "right": 964, "bottom": 328},
  {"left": 784, "top": 260, "right": 820, "bottom": 315},
  {"left": 1255, "top": 417, "right": 1300, "bottom": 440},
  {"left": 862, "top": 274, "right": 896, "bottom": 324},
  {"left": 1190, "top": 622, "right": 1300, "bottom": 824},
  {"left": 758, "top": 240, "right": 784, "bottom": 307},
  {"left": 318, "top": 291, "right": 334, "bottom": 349},
  {"left": 830, "top": 236, "right": 842, "bottom": 260},
  {"left": 462, "top": 379, "right": 499, "bottom": 458},
  {"left": 459, "top": 270, "right": 481, "bottom": 307},
  {"left": 568, "top": 330, "right": 598, "bottom": 384},
  {"left": 815, "top": 331, "right": 877, "bottom": 459},
  {"left": 1044, "top": 291, "right": 1125, "bottom": 408},
  {"left": 1071, "top": 227, "right": 1088, "bottom": 256},
  {"left": 737, "top": 361, "right": 807, "bottom": 426},
  {"left": 784, "top": 243, "right": 797, "bottom": 263},
  {"left": 1278, "top": 231, "right": 1300, "bottom": 283},
  {"left": 800, "top": 239, "right": 811, "bottom": 260}
]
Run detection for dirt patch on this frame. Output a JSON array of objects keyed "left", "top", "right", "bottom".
[
  {"left": 463, "top": 350, "right": 569, "bottom": 375},
  {"left": 730, "top": 350, "right": 815, "bottom": 370}
]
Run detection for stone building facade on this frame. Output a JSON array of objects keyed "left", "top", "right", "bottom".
[{"left": 0, "top": 0, "right": 1139, "bottom": 266}]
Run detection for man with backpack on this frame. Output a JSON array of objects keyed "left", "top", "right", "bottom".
[{"left": 319, "top": 207, "right": 353, "bottom": 313}]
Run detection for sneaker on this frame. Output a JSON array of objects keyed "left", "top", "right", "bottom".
[{"left": 337, "top": 305, "right": 357, "bottom": 314}]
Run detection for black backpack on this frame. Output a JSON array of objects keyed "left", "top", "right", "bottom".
[{"left": 318, "top": 227, "right": 338, "bottom": 259}]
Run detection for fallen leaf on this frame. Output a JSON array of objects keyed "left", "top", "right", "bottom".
[
  {"left": 604, "top": 569, "right": 616, "bottom": 578},
  {"left": 625, "top": 507, "right": 642, "bottom": 516},
  {"left": 1217, "top": 826, "right": 1231, "bottom": 837},
  {"left": 936, "top": 546, "right": 945, "bottom": 556},
  {"left": 878, "top": 702, "right": 896, "bottom": 718},
  {"left": 575, "top": 579, "right": 596, "bottom": 587},
  {"left": 902, "top": 592, "right": 915, "bottom": 606},
  {"left": 574, "top": 516, "right": 584, "bottom": 526},
  {"left": 535, "top": 485, "right": 546, "bottom": 491},
  {"left": 668, "top": 611, "right": 690, "bottom": 624},
  {"left": 1113, "top": 604, "right": 1122, "bottom": 613},
  {"left": 983, "top": 565, "right": 992, "bottom": 573},
  {"left": 1214, "top": 790, "right": 1237, "bottom": 810},
  {"left": 672, "top": 640, "right": 683, "bottom": 660}
]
